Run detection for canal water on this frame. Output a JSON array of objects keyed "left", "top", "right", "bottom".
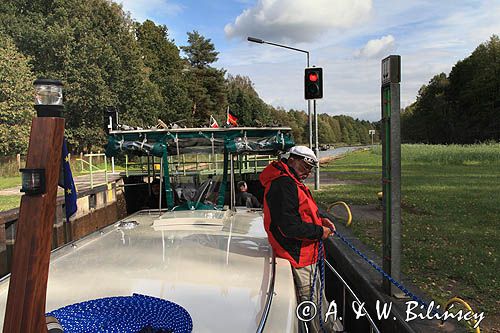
[{"left": 317, "top": 145, "right": 371, "bottom": 159}]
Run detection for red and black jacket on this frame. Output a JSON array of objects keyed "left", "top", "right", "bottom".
[{"left": 259, "top": 159, "right": 323, "bottom": 268}]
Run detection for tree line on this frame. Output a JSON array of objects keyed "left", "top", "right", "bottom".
[
  {"left": 401, "top": 35, "right": 500, "bottom": 144},
  {"left": 0, "top": 0, "right": 375, "bottom": 155}
]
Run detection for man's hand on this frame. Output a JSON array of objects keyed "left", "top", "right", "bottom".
[
  {"left": 321, "top": 217, "right": 336, "bottom": 232},
  {"left": 321, "top": 226, "right": 333, "bottom": 239}
]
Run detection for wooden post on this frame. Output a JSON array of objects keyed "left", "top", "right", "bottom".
[
  {"left": 3, "top": 117, "right": 65, "bottom": 333},
  {"left": 16, "top": 154, "right": 21, "bottom": 169}
]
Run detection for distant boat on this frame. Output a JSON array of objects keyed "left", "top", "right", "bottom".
[{"left": 319, "top": 144, "right": 332, "bottom": 151}]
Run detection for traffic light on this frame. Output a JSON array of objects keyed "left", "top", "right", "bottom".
[{"left": 304, "top": 67, "right": 323, "bottom": 100}]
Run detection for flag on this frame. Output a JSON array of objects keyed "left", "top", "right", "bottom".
[
  {"left": 60, "top": 139, "right": 77, "bottom": 222},
  {"left": 226, "top": 107, "right": 238, "bottom": 127},
  {"left": 210, "top": 115, "right": 219, "bottom": 128}
]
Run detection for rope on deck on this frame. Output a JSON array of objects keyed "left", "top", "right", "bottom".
[{"left": 46, "top": 293, "right": 192, "bottom": 333}]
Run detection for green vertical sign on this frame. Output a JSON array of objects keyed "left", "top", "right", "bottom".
[{"left": 381, "top": 55, "right": 402, "bottom": 296}]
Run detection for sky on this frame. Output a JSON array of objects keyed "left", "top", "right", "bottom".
[{"left": 119, "top": 0, "right": 500, "bottom": 121}]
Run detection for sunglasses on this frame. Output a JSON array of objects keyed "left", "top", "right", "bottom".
[{"left": 299, "top": 159, "right": 314, "bottom": 172}]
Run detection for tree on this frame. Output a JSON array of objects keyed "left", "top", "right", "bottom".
[
  {"left": 0, "top": 0, "right": 164, "bottom": 151},
  {"left": 181, "top": 31, "right": 226, "bottom": 124},
  {"left": 413, "top": 73, "right": 450, "bottom": 143},
  {"left": 318, "top": 114, "right": 335, "bottom": 144},
  {"left": 180, "top": 30, "right": 219, "bottom": 68},
  {"left": 226, "top": 74, "right": 271, "bottom": 126},
  {"left": 447, "top": 35, "right": 500, "bottom": 143},
  {"left": 402, "top": 35, "right": 500, "bottom": 143},
  {"left": 135, "top": 20, "right": 191, "bottom": 123},
  {"left": 0, "top": 33, "right": 35, "bottom": 155}
]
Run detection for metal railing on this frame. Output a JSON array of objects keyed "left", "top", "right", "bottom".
[
  {"left": 122, "top": 154, "right": 277, "bottom": 177},
  {"left": 324, "top": 259, "right": 381, "bottom": 333},
  {"left": 76, "top": 153, "right": 116, "bottom": 189},
  {"left": 256, "top": 253, "right": 277, "bottom": 333}
]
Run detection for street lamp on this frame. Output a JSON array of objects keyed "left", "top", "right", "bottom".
[
  {"left": 247, "top": 36, "right": 312, "bottom": 149},
  {"left": 247, "top": 36, "right": 320, "bottom": 190}
]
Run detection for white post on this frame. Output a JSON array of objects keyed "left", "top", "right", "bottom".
[
  {"left": 89, "top": 154, "right": 93, "bottom": 189},
  {"left": 104, "top": 155, "right": 108, "bottom": 184}
]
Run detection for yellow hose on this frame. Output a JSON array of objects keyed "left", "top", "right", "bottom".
[
  {"left": 327, "top": 201, "right": 352, "bottom": 227},
  {"left": 440, "top": 297, "right": 481, "bottom": 333}
]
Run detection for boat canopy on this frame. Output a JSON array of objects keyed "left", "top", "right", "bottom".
[
  {"left": 105, "top": 127, "right": 295, "bottom": 211},
  {"left": 105, "top": 127, "right": 294, "bottom": 157}
]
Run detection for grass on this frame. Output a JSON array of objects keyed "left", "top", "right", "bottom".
[
  {"left": 0, "top": 195, "right": 20, "bottom": 211},
  {"left": 0, "top": 176, "right": 21, "bottom": 190},
  {"left": 314, "top": 145, "right": 499, "bottom": 331}
]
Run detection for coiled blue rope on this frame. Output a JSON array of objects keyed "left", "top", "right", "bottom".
[{"left": 47, "top": 294, "right": 193, "bottom": 333}]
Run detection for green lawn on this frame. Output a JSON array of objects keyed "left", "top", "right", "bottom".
[
  {"left": 314, "top": 145, "right": 499, "bottom": 331},
  {"left": 0, "top": 176, "right": 21, "bottom": 190},
  {"left": 0, "top": 195, "right": 21, "bottom": 211}
]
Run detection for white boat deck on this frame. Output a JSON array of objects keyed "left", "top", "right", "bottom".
[{"left": 0, "top": 208, "right": 297, "bottom": 332}]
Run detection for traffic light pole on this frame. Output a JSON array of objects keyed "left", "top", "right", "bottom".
[
  {"left": 313, "top": 100, "right": 320, "bottom": 189},
  {"left": 307, "top": 56, "right": 312, "bottom": 150}
]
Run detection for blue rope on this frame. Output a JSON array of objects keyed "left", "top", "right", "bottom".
[
  {"left": 306, "top": 223, "right": 439, "bottom": 332},
  {"left": 332, "top": 230, "right": 440, "bottom": 315},
  {"left": 310, "top": 241, "right": 327, "bottom": 333}
]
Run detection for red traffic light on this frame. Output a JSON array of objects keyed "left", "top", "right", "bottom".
[
  {"left": 304, "top": 67, "right": 323, "bottom": 100},
  {"left": 308, "top": 73, "right": 318, "bottom": 82}
]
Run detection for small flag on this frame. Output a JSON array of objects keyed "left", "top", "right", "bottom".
[
  {"left": 226, "top": 107, "right": 238, "bottom": 127},
  {"left": 210, "top": 115, "right": 219, "bottom": 128},
  {"left": 59, "top": 139, "right": 77, "bottom": 222}
]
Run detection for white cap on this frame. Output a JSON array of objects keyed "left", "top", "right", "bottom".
[{"left": 288, "top": 146, "right": 318, "bottom": 166}]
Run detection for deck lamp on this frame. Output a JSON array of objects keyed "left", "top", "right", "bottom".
[
  {"left": 20, "top": 168, "right": 46, "bottom": 195},
  {"left": 34, "top": 79, "right": 64, "bottom": 117}
]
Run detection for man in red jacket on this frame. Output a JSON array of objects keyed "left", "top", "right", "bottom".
[{"left": 260, "top": 146, "right": 343, "bottom": 332}]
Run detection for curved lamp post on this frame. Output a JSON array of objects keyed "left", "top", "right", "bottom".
[
  {"left": 247, "top": 37, "right": 312, "bottom": 150},
  {"left": 247, "top": 37, "right": 320, "bottom": 190}
]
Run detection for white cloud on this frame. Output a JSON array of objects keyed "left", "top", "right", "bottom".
[
  {"left": 355, "top": 35, "right": 395, "bottom": 59},
  {"left": 225, "top": 0, "right": 372, "bottom": 43},
  {"left": 119, "top": 0, "right": 184, "bottom": 22},
  {"left": 118, "top": 0, "right": 500, "bottom": 121}
]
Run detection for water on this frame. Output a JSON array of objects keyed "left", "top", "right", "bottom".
[{"left": 318, "top": 146, "right": 371, "bottom": 159}]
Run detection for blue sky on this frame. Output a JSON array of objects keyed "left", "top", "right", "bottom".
[{"left": 120, "top": 0, "right": 500, "bottom": 121}]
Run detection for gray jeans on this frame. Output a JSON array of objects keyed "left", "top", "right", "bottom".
[{"left": 292, "top": 264, "right": 343, "bottom": 332}]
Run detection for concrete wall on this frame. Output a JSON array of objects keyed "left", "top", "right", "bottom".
[{"left": 323, "top": 212, "right": 464, "bottom": 333}]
